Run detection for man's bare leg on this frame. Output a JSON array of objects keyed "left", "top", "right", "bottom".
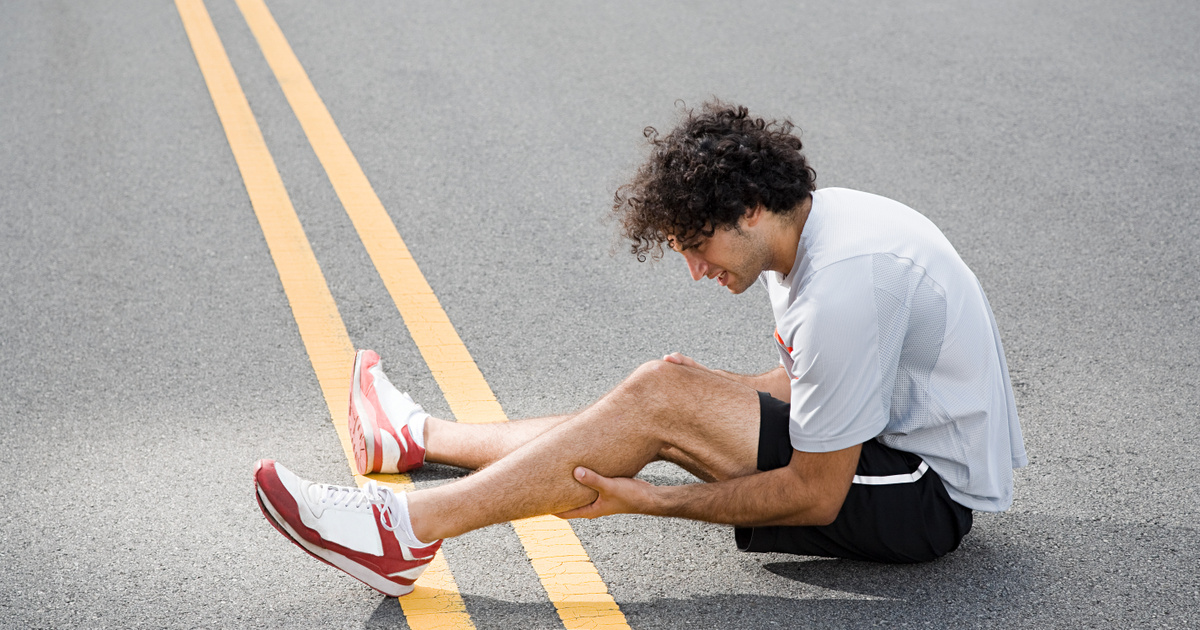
[
  {"left": 424, "top": 402, "right": 692, "bottom": 472},
  {"left": 408, "top": 360, "right": 761, "bottom": 542},
  {"left": 427, "top": 415, "right": 726, "bottom": 481},
  {"left": 423, "top": 416, "right": 562, "bottom": 470},
  {"left": 423, "top": 414, "right": 572, "bottom": 471}
]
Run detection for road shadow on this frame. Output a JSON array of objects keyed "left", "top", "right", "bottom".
[
  {"left": 364, "top": 512, "right": 1198, "bottom": 629},
  {"left": 410, "top": 462, "right": 471, "bottom": 483}
]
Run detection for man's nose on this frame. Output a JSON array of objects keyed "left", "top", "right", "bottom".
[{"left": 684, "top": 252, "right": 706, "bottom": 281}]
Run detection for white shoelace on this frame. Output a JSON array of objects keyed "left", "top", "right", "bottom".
[{"left": 317, "top": 481, "right": 402, "bottom": 531}]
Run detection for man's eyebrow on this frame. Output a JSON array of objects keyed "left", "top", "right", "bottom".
[
  {"left": 667, "top": 235, "right": 699, "bottom": 252},
  {"left": 667, "top": 240, "right": 693, "bottom": 252}
]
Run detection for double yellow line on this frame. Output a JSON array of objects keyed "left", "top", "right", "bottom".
[{"left": 175, "top": 2, "right": 629, "bottom": 628}]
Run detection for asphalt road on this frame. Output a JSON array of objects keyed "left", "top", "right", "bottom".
[{"left": 2, "top": 0, "right": 1198, "bottom": 628}]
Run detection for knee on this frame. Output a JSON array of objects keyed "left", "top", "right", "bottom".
[
  {"left": 615, "top": 359, "right": 700, "bottom": 412},
  {"left": 626, "top": 359, "right": 686, "bottom": 391},
  {"left": 612, "top": 360, "right": 677, "bottom": 404}
]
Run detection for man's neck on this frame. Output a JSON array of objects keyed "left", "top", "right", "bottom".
[{"left": 767, "top": 195, "right": 812, "bottom": 276}]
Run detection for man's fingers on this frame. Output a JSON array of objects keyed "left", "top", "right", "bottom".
[
  {"left": 572, "top": 466, "right": 606, "bottom": 490},
  {"left": 663, "top": 352, "right": 692, "bottom": 367},
  {"left": 557, "top": 467, "right": 609, "bottom": 520},
  {"left": 554, "top": 504, "right": 598, "bottom": 520},
  {"left": 663, "top": 352, "right": 710, "bottom": 372},
  {"left": 558, "top": 469, "right": 604, "bottom": 520}
]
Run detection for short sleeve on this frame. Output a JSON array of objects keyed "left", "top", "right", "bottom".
[{"left": 780, "top": 256, "right": 888, "bottom": 452}]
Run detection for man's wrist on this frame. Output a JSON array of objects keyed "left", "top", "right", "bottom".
[
  {"left": 639, "top": 483, "right": 681, "bottom": 518},
  {"left": 712, "top": 369, "right": 753, "bottom": 389},
  {"left": 710, "top": 366, "right": 786, "bottom": 394}
]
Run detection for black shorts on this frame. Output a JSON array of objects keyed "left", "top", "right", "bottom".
[{"left": 735, "top": 392, "right": 973, "bottom": 563}]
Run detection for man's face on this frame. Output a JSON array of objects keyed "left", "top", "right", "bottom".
[{"left": 670, "top": 221, "right": 770, "bottom": 295}]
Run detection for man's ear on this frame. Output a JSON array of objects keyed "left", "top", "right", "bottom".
[{"left": 742, "top": 204, "right": 765, "bottom": 228}]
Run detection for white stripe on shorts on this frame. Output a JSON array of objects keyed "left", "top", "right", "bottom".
[{"left": 852, "top": 461, "right": 929, "bottom": 486}]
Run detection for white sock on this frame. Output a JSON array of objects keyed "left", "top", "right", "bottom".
[
  {"left": 410, "top": 413, "right": 428, "bottom": 450},
  {"left": 369, "top": 361, "right": 431, "bottom": 452},
  {"left": 391, "top": 492, "right": 435, "bottom": 547}
]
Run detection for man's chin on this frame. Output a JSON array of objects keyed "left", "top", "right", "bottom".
[
  {"left": 714, "top": 271, "right": 753, "bottom": 294},
  {"left": 725, "top": 280, "right": 752, "bottom": 295}
]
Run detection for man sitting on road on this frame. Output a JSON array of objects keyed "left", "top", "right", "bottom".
[{"left": 253, "top": 102, "right": 1028, "bottom": 597}]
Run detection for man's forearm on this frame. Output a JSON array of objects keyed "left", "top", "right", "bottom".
[
  {"left": 713, "top": 365, "right": 791, "bottom": 402},
  {"left": 560, "top": 446, "right": 861, "bottom": 527},
  {"left": 640, "top": 466, "right": 836, "bottom": 527}
]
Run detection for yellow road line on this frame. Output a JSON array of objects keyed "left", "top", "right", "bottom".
[
  {"left": 234, "top": 0, "right": 504, "bottom": 426},
  {"left": 233, "top": 1, "right": 630, "bottom": 628},
  {"left": 175, "top": 2, "right": 473, "bottom": 627}
]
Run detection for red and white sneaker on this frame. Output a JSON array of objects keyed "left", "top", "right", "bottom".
[
  {"left": 254, "top": 459, "right": 441, "bottom": 597},
  {"left": 348, "top": 349, "right": 430, "bottom": 475}
]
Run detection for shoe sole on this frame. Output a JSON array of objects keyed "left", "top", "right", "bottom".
[
  {"left": 253, "top": 462, "right": 415, "bottom": 597},
  {"left": 348, "top": 350, "right": 376, "bottom": 475}
]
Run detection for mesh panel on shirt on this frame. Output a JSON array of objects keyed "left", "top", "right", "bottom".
[{"left": 871, "top": 253, "right": 947, "bottom": 437}]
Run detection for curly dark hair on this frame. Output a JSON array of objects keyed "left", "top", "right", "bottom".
[{"left": 613, "top": 101, "right": 816, "bottom": 261}]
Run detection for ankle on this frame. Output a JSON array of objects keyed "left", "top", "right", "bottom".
[
  {"left": 389, "top": 491, "right": 438, "bottom": 547},
  {"left": 421, "top": 417, "right": 446, "bottom": 459},
  {"left": 406, "top": 493, "right": 439, "bottom": 544}
]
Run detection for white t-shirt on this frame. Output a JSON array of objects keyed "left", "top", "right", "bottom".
[{"left": 762, "top": 188, "right": 1027, "bottom": 512}]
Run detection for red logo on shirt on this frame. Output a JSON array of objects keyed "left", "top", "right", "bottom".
[
  {"left": 774, "top": 329, "right": 793, "bottom": 353},
  {"left": 775, "top": 329, "right": 800, "bottom": 380}
]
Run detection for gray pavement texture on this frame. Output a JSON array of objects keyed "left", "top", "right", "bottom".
[{"left": 2, "top": 0, "right": 1198, "bottom": 627}]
